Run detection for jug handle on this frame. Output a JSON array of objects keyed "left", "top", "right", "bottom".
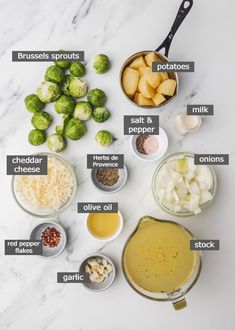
[
  {"left": 155, "top": 0, "right": 193, "bottom": 57},
  {"left": 173, "top": 298, "right": 187, "bottom": 310}
]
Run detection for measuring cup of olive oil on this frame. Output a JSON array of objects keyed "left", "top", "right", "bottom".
[{"left": 122, "top": 216, "right": 202, "bottom": 310}]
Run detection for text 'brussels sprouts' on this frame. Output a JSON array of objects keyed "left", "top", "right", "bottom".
[
  {"left": 37, "top": 81, "right": 60, "bottom": 103},
  {"left": 64, "top": 118, "right": 87, "bottom": 140}
]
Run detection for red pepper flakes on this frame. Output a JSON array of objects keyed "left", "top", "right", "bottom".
[{"left": 41, "top": 226, "right": 61, "bottom": 248}]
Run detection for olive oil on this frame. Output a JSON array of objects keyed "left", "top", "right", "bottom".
[{"left": 87, "top": 213, "right": 120, "bottom": 239}]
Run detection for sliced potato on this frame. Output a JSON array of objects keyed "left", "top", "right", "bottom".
[
  {"left": 145, "top": 52, "right": 161, "bottom": 66},
  {"left": 122, "top": 67, "right": 140, "bottom": 96},
  {"left": 138, "top": 77, "right": 155, "bottom": 99},
  {"left": 157, "top": 79, "right": 177, "bottom": 96},
  {"left": 140, "top": 67, "right": 161, "bottom": 89},
  {"left": 159, "top": 72, "right": 169, "bottom": 81},
  {"left": 152, "top": 93, "right": 166, "bottom": 106},
  {"left": 134, "top": 92, "right": 155, "bottom": 106},
  {"left": 129, "top": 56, "right": 146, "bottom": 70}
]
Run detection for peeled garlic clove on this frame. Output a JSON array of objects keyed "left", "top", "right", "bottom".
[
  {"left": 97, "top": 265, "right": 105, "bottom": 275},
  {"left": 89, "top": 273, "right": 98, "bottom": 283},
  {"left": 85, "top": 265, "right": 91, "bottom": 274},
  {"left": 96, "top": 275, "right": 105, "bottom": 283},
  {"left": 87, "top": 259, "right": 99, "bottom": 269},
  {"left": 106, "top": 264, "right": 113, "bottom": 273},
  {"left": 103, "top": 269, "right": 110, "bottom": 277},
  {"left": 102, "top": 258, "right": 108, "bottom": 267}
]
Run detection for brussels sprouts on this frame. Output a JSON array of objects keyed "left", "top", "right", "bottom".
[
  {"left": 28, "top": 129, "right": 46, "bottom": 146},
  {"left": 31, "top": 111, "right": 52, "bottom": 130},
  {"left": 74, "top": 101, "right": 92, "bottom": 121},
  {"left": 47, "top": 133, "right": 65, "bottom": 153},
  {"left": 92, "top": 54, "right": 110, "bottom": 74},
  {"left": 96, "top": 130, "right": 113, "bottom": 147},
  {"left": 92, "top": 107, "right": 110, "bottom": 123},
  {"left": 45, "top": 65, "right": 65, "bottom": 84},
  {"left": 37, "top": 81, "right": 60, "bottom": 103},
  {"left": 68, "top": 76, "right": 88, "bottom": 98},
  {"left": 64, "top": 118, "right": 87, "bottom": 140},
  {"left": 69, "top": 61, "right": 86, "bottom": 77},
  {"left": 55, "top": 50, "right": 70, "bottom": 69},
  {"left": 55, "top": 114, "right": 71, "bottom": 134},
  {"left": 55, "top": 95, "right": 76, "bottom": 115},
  {"left": 60, "top": 74, "right": 72, "bottom": 96},
  {"left": 87, "top": 88, "right": 106, "bottom": 107},
  {"left": 24, "top": 94, "right": 45, "bottom": 113}
]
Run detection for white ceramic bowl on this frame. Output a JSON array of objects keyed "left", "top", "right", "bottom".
[
  {"left": 130, "top": 127, "right": 168, "bottom": 162},
  {"left": 85, "top": 210, "right": 123, "bottom": 242}
]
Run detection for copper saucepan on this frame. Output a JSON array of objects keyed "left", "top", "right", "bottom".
[{"left": 120, "top": 0, "right": 193, "bottom": 109}]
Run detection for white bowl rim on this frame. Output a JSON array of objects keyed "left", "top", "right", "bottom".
[
  {"left": 130, "top": 127, "right": 168, "bottom": 162},
  {"left": 85, "top": 210, "right": 124, "bottom": 242}
]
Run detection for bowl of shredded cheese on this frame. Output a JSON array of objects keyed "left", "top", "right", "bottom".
[{"left": 12, "top": 153, "right": 77, "bottom": 217}]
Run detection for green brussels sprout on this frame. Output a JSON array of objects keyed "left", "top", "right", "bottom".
[
  {"left": 74, "top": 101, "right": 92, "bottom": 121},
  {"left": 55, "top": 95, "right": 76, "bottom": 115},
  {"left": 55, "top": 50, "right": 70, "bottom": 69},
  {"left": 92, "top": 54, "right": 110, "bottom": 74},
  {"left": 95, "top": 130, "right": 113, "bottom": 147},
  {"left": 28, "top": 129, "right": 46, "bottom": 146},
  {"left": 24, "top": 94, "right": 45, "bottom": 113},
  {"left": 69, "top": 61, "right": 86, "bottom": 77},
  {"left": 60, "top": 74, "right": 72, "bottom": 96},
  {"left": 64, "top": 118, "right": 87, "bottom": 140},
  {"left": 45, "top": 65, "right": 65, "bottom": 84},
  {"left": 31, "top": 111, "right": 53, "bottom": 130},
  {"left": 92, "top": 107, "right": 110, "bottom": 123},
  {"left": 37, "top": 81, "right": 60, "bottom": 103},
  {"left": 87, "top": 88, "right": 106, "bottom": 107},
  {"left": 68, "top": 76, "right": 88, "bottom": 98},
  {"left": 47, "top": 133, "right": 65, "bottom": 153},
  {"left": 55, "top": 115, "right": 71, "bottom": 134}
]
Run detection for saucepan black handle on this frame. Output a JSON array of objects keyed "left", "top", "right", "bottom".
[{"left": 156, "top": 0, "right": 193, "bottom": 57}]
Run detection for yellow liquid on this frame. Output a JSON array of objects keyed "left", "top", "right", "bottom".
[
  {"left": 124, "top": 218, "right": 197, "bottom": 293},
  {"left": 87, "top": 213, "right": 120, "bottom": 238}
]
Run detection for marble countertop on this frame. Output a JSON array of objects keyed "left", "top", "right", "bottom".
[{"left": 0, "top": 0, "right": 235, "bottom": 329}]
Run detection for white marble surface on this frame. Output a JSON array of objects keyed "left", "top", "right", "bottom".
[{"left": 0, "top": 0, "right": 235, "bottom": 329}]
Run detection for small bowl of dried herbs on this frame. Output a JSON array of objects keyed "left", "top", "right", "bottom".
[{"left": 91, "top": 166, "right": 128, "bottom": 193}]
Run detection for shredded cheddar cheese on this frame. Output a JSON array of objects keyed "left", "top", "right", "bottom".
[{"left": 15, "top": 157, "right": 74, "bottom": 209}]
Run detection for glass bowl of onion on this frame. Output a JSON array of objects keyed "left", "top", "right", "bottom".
[{"left": 152, "top": 152, "right": 217, "bottom": 217}]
